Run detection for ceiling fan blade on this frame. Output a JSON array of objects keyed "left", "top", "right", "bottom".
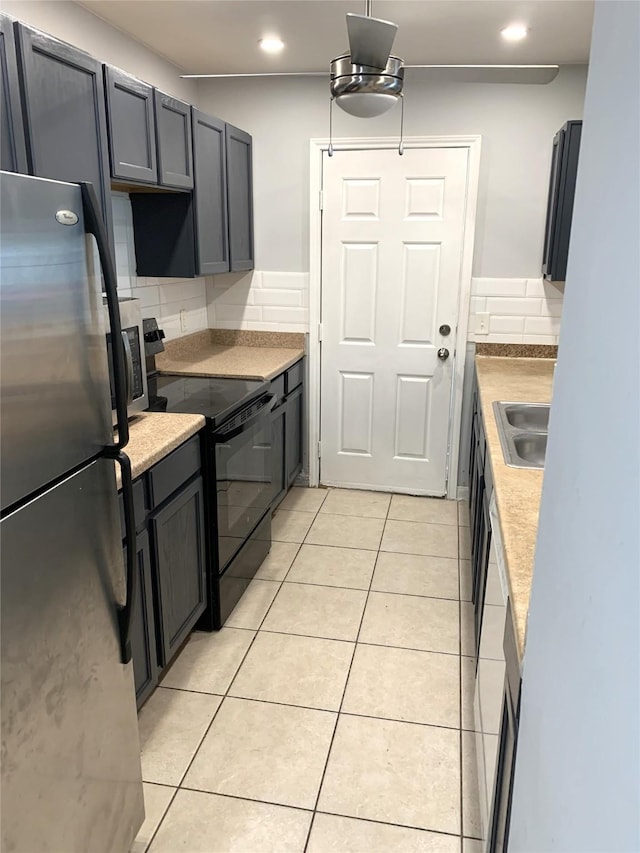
[
  {"left": 405, "top": 65, "right": 560, "bottom": 84},
  {"left": 180, "top": 72, "right": 326, "bottom": 78},
  {"left": 346, "top": 13, "right": 398, "bottom": 68}
]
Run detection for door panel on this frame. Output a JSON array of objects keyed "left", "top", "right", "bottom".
[
  {"left": 0, "top": 459, "right": 143, "bottom": 852},
  {"left": 395, "top": 375, "right": 431, "bottom": 459},
  {"left": 321, "top": 147, "right": 469, "bottom": 494}
]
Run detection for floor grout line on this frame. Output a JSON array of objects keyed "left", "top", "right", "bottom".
[{"left": 276, "top": 577, "right": 463, "bottom": 602}]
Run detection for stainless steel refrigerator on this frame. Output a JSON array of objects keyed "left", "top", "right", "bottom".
[{"left": 0, "top": 171, "right": 144, "bottom": 851}]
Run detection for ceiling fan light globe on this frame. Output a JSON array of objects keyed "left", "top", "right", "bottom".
[{"left": 335, "top": 92, "right": 399, "bottom": 117}]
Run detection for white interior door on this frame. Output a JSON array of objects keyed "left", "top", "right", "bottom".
[{"left": 320, "top": 146, "right": 469, "bottom": 495}]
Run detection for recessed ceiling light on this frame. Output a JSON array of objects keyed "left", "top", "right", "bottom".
[
  {"left": 501, "top": 24, "right": 529, "bottom": 42},
  {"left": 259, "top": 37, "right": 285, "bottom": 54}
]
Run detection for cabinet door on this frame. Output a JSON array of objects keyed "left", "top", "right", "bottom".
[
  {"left": 192, "top": 108, "right": 229, "bottom": 274},
  {"left": 225, "top": 123, "right": 254, "bottom": 271},
  {"left": 126, "top": 530, "right": 159, "bottom": 708},
  {"left": 286, "top": 385, "right": 303, "bottom": 487},
  {"left": 0, "top": 16, "right": 27, "bottom": 173},
  {"left": 489, "top": 689, "right": 518, "bottom": 852},
  {"left": 150, "top": 476, "right": 206, "bottom": 666},
  {"left": 154, "top": 90, "right": 193, "bottom": 189},
  {"left": 271, "top": 404, "right": 287, "bottom": 508},
  {"left": 104, "top": 65, "right": 157, "bottom": 184},
  {"left": 473, "top": 491, "right": 492, "bottom": 659},
  {"left": 15, "top": 23, "right": 113, "bottom": 242}
]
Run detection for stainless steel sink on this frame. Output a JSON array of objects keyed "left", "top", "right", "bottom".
[
  {"left": 493, "top": 402, "right": 550, "bottom": 469},
  {"left": 502, "top": 403, "right": 549, "bottom": 432}
]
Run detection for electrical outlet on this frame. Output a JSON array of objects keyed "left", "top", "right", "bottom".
[
  {"left": 476, "top": 312, "right": 490, "bottom": 335},
  {"left": 179, "top": 309, "right": 187, "bottom": 333}
]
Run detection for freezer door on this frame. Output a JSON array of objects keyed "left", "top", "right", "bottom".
[
  {"left": 0, "top": 458, "right": 144, "bottom": 852},
  {"left": 0, "top": 171, "right": 112, "bottom": 512}
]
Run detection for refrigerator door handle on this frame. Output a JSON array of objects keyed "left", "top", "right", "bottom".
[
  {"left": 114, "top": 452, "right": 137, "bottom": 665},
  {"left": 80, "top": 182, "right": 129, "bottom": 451}
]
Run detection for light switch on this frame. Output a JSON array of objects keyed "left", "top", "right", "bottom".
[{"left": 476, "top": 313, "right": 490, "bottom": 335}]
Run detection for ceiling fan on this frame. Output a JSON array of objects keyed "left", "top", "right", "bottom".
[{"left": 182, "top": 1, "right": 558, "bottom": 153}]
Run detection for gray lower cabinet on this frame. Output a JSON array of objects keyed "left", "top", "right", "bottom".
[
  {"left": 226, "top": 123, "right": 254, "bottom": 271},
  {"left": 120, "top": 434, "right": 206, "bottom": 707},
  {"left": 488, "top": 603, "right": 521, "bottom": 852},
  {"left": 154, "top": 89, "right": 193, "bottom": 190},
  {"left": 271, "top": 359, "right": 305, "bottom": 508},
  {"left": 149, "top": 475, "right": 206, "bottom": 667},
  {"left": 286, "top": 384, "right": 303, "bottom": 487},
  {"left": 14, "top": 22, "right": 113, "bottom": 244},
  {"left": 104, "top": 65, "right": 157, "bottom": 184},
  {"left": 126, "top": 529, "right": 159, "bottom": 708},
  {"left": 192, "top": 108, "right": 229, "bottom": 274},
  {"left": 0, "top": 14, "right": 27, "bottom": 173},
  {"left": 271, "top": 403, "right": 287, "bottom": 506}
]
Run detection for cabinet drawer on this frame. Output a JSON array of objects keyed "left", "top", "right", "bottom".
[
  {"left": 285, "top": 359, "right": 304, "bottom": 394},
  {"left": 270, "top": 373, "right": 285, "bottom": 406},
  {"left": 149, "top": 435, "right": 201, "bottom": 508},
  {"left": 119, "top": 477, "right": 146, "bottom": 539}
]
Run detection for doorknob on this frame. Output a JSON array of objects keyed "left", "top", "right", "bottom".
[
  {"left": 437, "top": 347, "right": 450, "bottom": 361},
  {"left": 439, "top": 324, "right": 451, "bottom": 336}
]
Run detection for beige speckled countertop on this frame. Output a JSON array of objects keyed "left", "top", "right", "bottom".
[
  {"left": 475, "top": 356, "right": 555, "bottom": 666},
  {"left": 115, "top": 411, "right": 205, "bottom": 489},
  {"left": 155, "top": 329, "right": 305, "bottom": 381}
]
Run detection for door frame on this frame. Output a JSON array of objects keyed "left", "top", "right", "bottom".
[{"left": 308, "top": 135, "right": 481, "bottom": 499}]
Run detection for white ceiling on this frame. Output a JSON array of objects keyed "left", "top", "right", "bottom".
[{"left": 76, "top": 0, "right": 593, "bottom": 74}]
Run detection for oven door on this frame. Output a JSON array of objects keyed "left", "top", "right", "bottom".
[{"left": 214, "top": 396, "right": 275, "bottom": 573}]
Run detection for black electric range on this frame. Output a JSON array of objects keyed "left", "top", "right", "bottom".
[
  {"left": 148, "top": 373, "right": 269, "bottom": 427},
  {"left": 148, "top": 372, "right": 275, "bottom": 629}
]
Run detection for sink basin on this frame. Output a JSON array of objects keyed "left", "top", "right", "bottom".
[
  {"left": 492, "top": 401, "right": 549, "bottom": 469},
  {"left": 503, "top": 403, "right": 549, "bottom": 432},
  {"left": 512, "top": 433, "right": 547, "bottom": 467}
]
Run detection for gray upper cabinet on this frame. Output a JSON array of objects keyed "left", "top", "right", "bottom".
[
  {"left": 104, "top": 65, "right": 157, "bottom": 185},
  {"left": 225, "top": 123, "right": 254, "bottom": 271},
  {"left": 14, "top": 23, "right": 113, "bottom": 243},
  {"left": 0, "top": 15, "right": 27, "bottom": 173},
  {"left": 154, "top": 90, "right": 193, "bottom": 190},
  {"left": 192, "top": 108, "right": 229, "bottom": 274}
]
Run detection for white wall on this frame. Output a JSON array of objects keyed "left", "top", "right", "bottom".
[
  {"left": 112, "top": 193, "right": 208, "bottom": 341},
  {"left": 509, "top": 2, "right": 640, "bottom": 850},
  {"left": 197, "top": 67, "right": 587, "bottom": 278},
  {"left": 0, "top": 0, "right": 196, "bottom": 102}
]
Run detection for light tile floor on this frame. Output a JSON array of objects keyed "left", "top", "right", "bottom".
[{"left": 133, "top": 487, "right": 482, "bottom": 853}]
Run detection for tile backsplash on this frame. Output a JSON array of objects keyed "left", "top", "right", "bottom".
[
  {"left": 206, "top": 271, "right": 309, "bottom": 332},
  {"left": 469, "top": 277, "right": 564, "bottom": 345},
  {"left": 112, "top": 193, "right": 209, "bottom": 341}
]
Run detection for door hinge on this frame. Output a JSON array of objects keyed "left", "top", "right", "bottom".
[
  {"left": 317, "top": 322, "right": 323, "bottom": 341},
  {"left": 317, "top": 440, "right": 322, "bottom": 458},
  {"left": 319, "top": 190, "right": 324, "bottom": 210}
]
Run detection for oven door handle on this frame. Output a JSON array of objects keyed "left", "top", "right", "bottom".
[{"left": 213, "top": 394, "right": 277, "bottom": 443}]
